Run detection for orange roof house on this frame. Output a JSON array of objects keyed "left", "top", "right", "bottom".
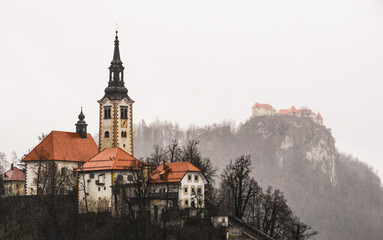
[
  {"left": 3, "top": 165, "right": 25, "bottom": 181},
  {"left": 77, "top": 147, "right": 143, "bottom": 172},
  {"left": 23, "top": 131, "right": 98, "bottom": 162},
  {"left": 3, "top": 164, "right": 26, "bottom": 196},
  {"left": 252, "top": 102, "right": 276, "bottom": 117},
  {"left": 150, "top": 161, "right": 203, "bottom": 183},
  {"left": 252, "top": 102, "right": 274, "bottom": 110},
  {"left": 76, "top": 148, "right": 144, "bottom": 213},
  {"left": 149, "top": 161, "right": 208, "bottom": 210}
]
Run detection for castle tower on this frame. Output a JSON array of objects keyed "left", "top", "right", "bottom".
[{"left": 98, "top": 31, "right": 134, "bottom": 155}]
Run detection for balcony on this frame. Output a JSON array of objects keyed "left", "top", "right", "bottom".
[{"left": 150, "top": 192, "right": 178, "bottom": 199}]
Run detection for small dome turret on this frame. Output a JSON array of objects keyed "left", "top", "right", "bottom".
[
  {"left": 75, "top": 107, "right": 88, "bottom": 138},
  {"left": 78, "top": 108, "right": 85, "bottom": 121}
]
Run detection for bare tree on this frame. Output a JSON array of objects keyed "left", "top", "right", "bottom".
[
  {"left": 167, "top": 139, "right": 182, "bottom": 162},
  {"left": 113, "top": 165, "right": 151, "bottom": 240},
  {"left": 181, "top": 140, "right": 217, "bottom": 183},
  {"left": 37, "top": 132, "right": 48, "bottom": 142},
  {"left": 220, "top": 155, "right": 259, "bottom": 219},
  {"left": 149, "top": 144, "right": 167, "bottom": 168},
  {"left": 0, "top": 152, "right": 8, "bottom": 174}
]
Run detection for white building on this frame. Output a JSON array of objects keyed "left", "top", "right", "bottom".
[
  {"left": 149, "top": 161, "right": 208, "bottom": 219},
  {"left": 252, "top": 103, "right": 276, "bottom": 117},
  {"left": 77, "top": 147, "right": 144, "bottom": 213},
  {"left": 22, "top": 112, "right": 98, "bottom": 195}
]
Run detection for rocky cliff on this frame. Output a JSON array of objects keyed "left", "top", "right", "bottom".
[{"left": 134, "top": 116, "right": 383, "bottom": 239}]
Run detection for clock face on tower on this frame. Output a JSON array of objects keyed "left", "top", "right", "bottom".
[{"left": 121, "top": 119, "right": 127, "bottom": 128}]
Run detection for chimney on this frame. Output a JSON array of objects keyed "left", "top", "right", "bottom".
[
  {"left": 163, "top": 159, "right": 167, "bottom": 169},
  {"left": 11, "top": 163, "right": 14, "bottom": 170}
]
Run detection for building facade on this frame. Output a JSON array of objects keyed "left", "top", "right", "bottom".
[
  {"left": 149, "top": 161, "right": 208, "bottom": 220},
  {"left": 252, "top": 103, "right": 276, "bottom": 117},
  {"left": 2, "top": 164, "right": 26, "bottom": 196},
  {"left": 22, "top": 111, "right": 98, "bottom": 195},
  {"left": 77, "top": 147, "right": 143, "bottom": 213}
]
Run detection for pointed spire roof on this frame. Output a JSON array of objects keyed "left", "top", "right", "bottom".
[
  {"left": 111, "top": 31, "right": 122, "bottom": 66},
  {"left": 316, "top": 112, "right": 323, "bottom": 119},
  {"left": 289, "top": 106, "right": 299, "bottom": 113},
  {"left": 101, "top": 31, "right": 134, "bottom": 102}
]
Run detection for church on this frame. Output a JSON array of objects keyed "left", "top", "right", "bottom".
[{"left": 22, "top": 32, "right": 208, "bottom": 216}]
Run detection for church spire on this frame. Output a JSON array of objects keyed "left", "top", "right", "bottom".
[
  {"left": 102, "top": 31, "right": 133, "bottom": 101},
  {"left": 112, "top": 31, "right": 122, "bottom": 64}
]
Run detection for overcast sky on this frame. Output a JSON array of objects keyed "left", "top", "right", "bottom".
[{"left": 1, "top": 0, "right": 382, "bottom": 177}]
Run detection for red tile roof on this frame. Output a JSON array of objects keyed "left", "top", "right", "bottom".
[
  {"left": 289, "top": 106, "right": 299, "bottom": 113},
  {"left": 150, "top": 161, "right": 201, "bottom": 183},
  {"left": 3, "top": 166, "right": 25, "bottom": 181},
  {"left": 23, "top": 131, "right": 98, "bottom": 163},
  {"left": 277, "top": 109, "right": 289, "bottom": 114},
  {"left": 316, "top": 113, "right": 323, "bottom": 119},
  {"left": 77, "top": 148, "right": 143, "bottom": 172},
  {"left": 252, "top": 102, "right": 274, "bottom": 110}
]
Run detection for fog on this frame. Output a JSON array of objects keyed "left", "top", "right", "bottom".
[{"left": 0, "top": 0, "right": 382, "bottom": 176}]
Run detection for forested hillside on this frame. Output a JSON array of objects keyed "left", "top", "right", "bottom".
[{"left": 134, "top": 116, "right": 383, "bottom": 240}]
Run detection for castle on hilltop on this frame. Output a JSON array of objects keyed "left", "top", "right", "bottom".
[
  {"left": 252, "top": 102, "right": 323, "bottom": 125},
  {"left": 1, "top": 32, "right": 281, "bottom": 240}
]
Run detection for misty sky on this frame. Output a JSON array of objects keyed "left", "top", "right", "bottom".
[{"left": 1, "top": 0, "right": 382, "bottom": 177}]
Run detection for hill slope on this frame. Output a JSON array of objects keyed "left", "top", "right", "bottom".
[{"left": 134, "top": 116, "right": 383, "bottom": 239}]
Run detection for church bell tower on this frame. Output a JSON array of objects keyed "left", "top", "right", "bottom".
[{"left": 98, "top": 31, "right": 134, "bottom": 155}]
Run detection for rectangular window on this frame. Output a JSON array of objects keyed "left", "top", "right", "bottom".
[
  {"left": 184, "top": 200, "right": 189, "bottom": 206},
  {"left": 191, "top": 186, "right": 195, "bottom": 193},
  {"left": 188, "top": 175, "right": 192, "bottom": 182},
  {"left": 98, "top": 174, "right": 105, "bottom": 184},
  {"left": 120, "top": 106, "right": 128, "bottom": 119},
  {"left": 90, "top": 173, "right": 94, "bottom": 179},
  {"left": 104, "top": 106, "right": 111, "bottom": 119},
  {"left": 184, "top": 186, "right": 188, "bottom": 194},
  {"left": 197, "top": 187, "right": 202, "bottom": 194},
  {"left": 98, "top": 187, "right": 100, "bottom": 191},
  {"left": 195, "top": 175, "right": 198, "bottom": 182}
]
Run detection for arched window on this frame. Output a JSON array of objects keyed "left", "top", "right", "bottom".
[{"left": 105, "top": 131, "right": 109, "bottom": 138}]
